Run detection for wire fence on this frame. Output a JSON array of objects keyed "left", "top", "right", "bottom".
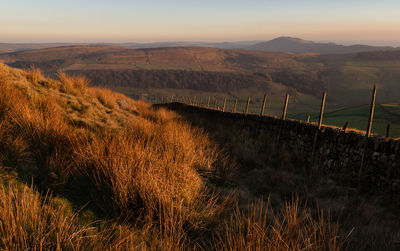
[{"left": 149, "top": 85, "right": 393, "bottom": 139}]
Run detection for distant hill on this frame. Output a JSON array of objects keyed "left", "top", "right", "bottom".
[
  {"left": 3, "top": 44, "right": 400, "bottom": 107},
  {"left": 247, "top": 37, "right": 396, "bottom": 54},
  {"left": 0, "top": 43, "right": 80, "bottom": 54},
  {"left": 0, "top": 45, "right": 311, "bottom": 74},
  {"left": 113, "top": 41, "right": 259, "bottom": 49},
  {"left": 0, "top": 41, "right": 260, "bottom": 54},
  {"left": 1, "top": 37, "right": 398, "bottom": 54},
  {"left": 0, "top": 45, "right": 326, "bottom": 96}
]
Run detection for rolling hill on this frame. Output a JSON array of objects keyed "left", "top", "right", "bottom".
[
  {"left": 0, "top": 45, "right": 326, "bottom": 100},
  {"left": 0, "top": 42, "right": 80, "bottom": 54},
  {"left": 248, "top": 36, "right": 396, "bottom": 54},
  {"left": 0, "top": 45, "right": 313, "bottom": 73},
  {"left": 2, "top": 44, "right": 400, "bottom": 113},
  {"left": 0, "top": 41, "right": 260, "bottom": 54},
  {"left": 1, "top": 37, "right": 397, "bottom": 55}
]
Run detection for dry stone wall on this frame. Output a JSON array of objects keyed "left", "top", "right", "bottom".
[{"left": 162, "top": 102, "right": 400, "bottom": 194}]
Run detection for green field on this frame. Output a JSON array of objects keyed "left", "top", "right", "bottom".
[
  {"left": 293, "top": 103, "right": 400, "bottom": 138},
  {"left": 115, "top": 86, "right": 400, "bottom": 138},
  {"left": 111, "top": 86, "right": 322, "bottom": 117},
  {"left": 318, "top": 57, "right": 400, "bottom": 105}
]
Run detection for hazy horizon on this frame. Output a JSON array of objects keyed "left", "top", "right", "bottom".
[
  {"left": 1, "top": 38, "right": 400, "bottom": 48},
  {"left": 2, "top": 0, "right": 400, "bottom": 45}
]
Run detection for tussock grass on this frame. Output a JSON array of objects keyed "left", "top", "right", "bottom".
[
  {"left": 0, "top": 63, "right": 347, "bottom": 249},
  {"left": 25, "top": 66, "right": 44, "bottom": 84},
  {"left": 58, "top": 71, "right": 89, "bottom": 95},
  {"left": 89, "top": 87, "right": 117, "bottom": 109},
  {"left": 0, "top": 184, "right": 91, "bottom": 250},
  {"left": 216, "top": 197, "right": 344, "bottom": 251}
]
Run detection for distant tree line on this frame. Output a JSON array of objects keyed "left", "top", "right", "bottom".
[
  {"left": 269, "top": 70, "right": 327, "bottom": 94},
  {"left": 8, "top": 60, "right": 67, "bottom": 72},
  {"left": 5, "top": 59, "right": 327, "bottom": 95},
  {"left": 68, "top": 70, "right": 270, "bottom": 92},
  {"left": 68, "top": 69, "right": 326, "bottom": 95}
]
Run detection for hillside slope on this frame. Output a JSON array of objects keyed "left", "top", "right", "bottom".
[
  {"left": 0, "top": 45, "right": 328, "bottom": 101},
  {"left": 0, "top": 45, "right": 312, "bottom": 73},
  {"left": 0, "top": 64, "right": 347, "bottom": 250},
  {"left": 2, "top": 45, "right": 400, "bottom": 107}
]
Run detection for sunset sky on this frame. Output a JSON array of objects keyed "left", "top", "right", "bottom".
[{"left": 1, "top": 0, "right": 400, "bottom": 45}]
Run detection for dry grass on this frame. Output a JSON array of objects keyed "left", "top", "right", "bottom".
[
  {"left": 25, "top": 66, "right": 44, "bottom": 84},
  {"left": 216, "top": 198, "right": 344, "bottom": 251},
  {"left": 0, "top": 184, "right": 91, "bottom": 250},
  {"left": 89, "top": 87, "right": 117, "bottom": 109},
  {"left": 58, "top": 71, "right": 88, "bottom": 95},
  {"left": 0, "top": 63, "right": 349, "bottom": 250},
  {"left": 72, "top": 109, "right": 222, "bottom": 242}
]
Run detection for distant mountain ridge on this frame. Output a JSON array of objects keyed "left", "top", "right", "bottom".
[
  {"left": 1, "top": 37, "right": 398, "bottom": 54},
  {"left": 0, "top": 41, "right": 259, "bottom": 54},
  {"left": 2, "top": 44, "right": 400, "bottom": 106},
  {"left": 247, "top": 37, "right": 397, "bottom": 54}
]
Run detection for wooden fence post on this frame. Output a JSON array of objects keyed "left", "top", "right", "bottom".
[
  {"left": 276, "top": 94, "right": 289, "bottom": 155},
  {"left": 207, "top": 97, "right": 211, "bottom": 108},
  {"left": 359, "top": 85, "right": 377, "bottom": 189},
  {"left": 387, "top": 124, "right": 390, "bottom": 138},
  {"left": 311, "top": 92, "right": 326, "bottom": 165},
  {"left": 233, "top": 98, "right": 238, "bottom": 113},
  {"left": 318, "top": 92, "right": 327, "bottom": 129},
  {"left": 343, "top": 121, "right": 349, "bottom": 131},
  {"left": 260, "top": 94, "right": 267, "bottom": 116},
  {"left": 245, "top": 96, "right": 250, "bottom": 115},
  {"left": 223, "top": 97, "right": 227, "bottom": 112},
  {"left": 282, "top": 94, "right": 289, "bottom": 120},
  {"left": 366, "top": 85, "right": 376, "bottom": 138}
]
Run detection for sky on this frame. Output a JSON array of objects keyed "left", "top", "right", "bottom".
[{"left": 1, "top": 0, "right": 400, "bottom": 45}]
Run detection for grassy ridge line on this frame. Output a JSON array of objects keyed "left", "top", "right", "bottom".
[{"left": 0, "top": 63, "right": 343, "bottom": 250}]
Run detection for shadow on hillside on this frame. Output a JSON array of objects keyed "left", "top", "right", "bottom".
[{"left": 157, "top": 103, "right": 400, "bottom": 250}]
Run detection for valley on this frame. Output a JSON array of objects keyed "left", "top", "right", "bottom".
[{"left": 1, "top": 43, "right": 400, "bottom": 137}]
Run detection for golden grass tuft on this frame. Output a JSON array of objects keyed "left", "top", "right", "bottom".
[
  {"left": 0, "top": 65, "right": 8, "bottom": 85},
  {"left": 72, "top": 112, "right": 221, "bottom": 230},
  {"left": 216, "top": 197, "right": 344, "bottom": 251},
  {"left": 58, "top": 71, "right": 89, "bottom": 95},
  {"left": 0, "top": 184, "right": 91, "bottom": 250},
  {"left": 89, "top": 87, "right": 117, "bottom": 109},
  {"left": 25, "top": 66, "right": 44, "bottom": 84}
]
